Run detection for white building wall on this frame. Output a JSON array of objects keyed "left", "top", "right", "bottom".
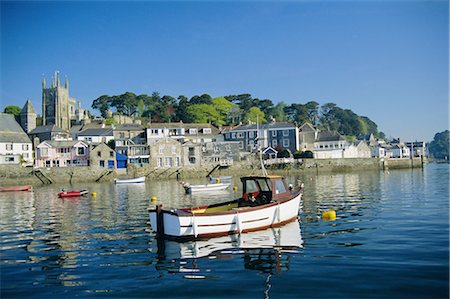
[{"left": 0, "top": 142, "right": 33, "bottom": 165}]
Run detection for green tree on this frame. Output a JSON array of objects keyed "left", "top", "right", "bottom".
[
  {"left": 305, "top": 101, "right": 319, "bottom": 125},
  {"left": 244, "top": 107, "right": 265, "bottom": 124},
  {"left": 92, "top": 95, "right": 112, "bottom": 118},
  {"left": 175, "top": 95, "right": 191, "bottom": 122},
  {"left": 428, "top": 130, "right": 450, "bottom": 160},
  {"left": 3, "top": 105, "right": 21, "bottom": 117},
  {"left": 211, "top": 97, "right": 237, "bottom": 125},
  {"left": 187, "top": 104, "right": 221, "bottom": 125}
]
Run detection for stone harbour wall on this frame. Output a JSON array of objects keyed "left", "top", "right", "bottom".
[{"left": 0, "top": 157, "right": 425, "bottom": 186}]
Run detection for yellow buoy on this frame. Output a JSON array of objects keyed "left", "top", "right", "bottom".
[
  {"left": 151, "top": 196, "right": 157, "bottom": 203},
  {"left": 233, "top": 186, "right": 238, "bottom": 192},
  {"left": 91, "top": 192, "right": 97, "bottom": 197},
  {"left": 322, "top": 210, "right": 336, "bottom": 221},
  {"left": 216, "top": 178, "right": 221, "bottom": 183}
]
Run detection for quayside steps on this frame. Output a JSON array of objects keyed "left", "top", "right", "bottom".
[{"left": 33, "top": 170, "right": 53, "bottom": 184}]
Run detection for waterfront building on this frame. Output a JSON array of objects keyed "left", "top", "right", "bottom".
[
  {"left": 146, "top": 122, "right": 220, "bottom": 145},
  {"left": 313, "top": 131, "right": 348, "bottom": 159},
  {"left": 0, "top": 113, "right": 33, "bottom": 166},
  {"left": 298, "top": 122, "right": 319, "bottom": 152},
  {"left": 19, "top": 100, "right": 37, "bottom": 133},
  {"left": 149, "top": 138, "right": 182, "bottom": 168},
  {"left": 201, "top": 141, "right": 240, "bottom": 165},
  {"left": 405, "top": 141, "right": 427, "bottom": 158},
  {"left": 28, "top": 125, "right": 71, "bottom": 148},
  {"left": 77, "top": 127, "right": 114, "bottom": 144},
  {"left": 89, "top": 143, "right": 116, "bottom": 169},
  {"left": 113, "top": 124, "right": 149, "bottom": 166},
  {"left": 35, "top": 140, "right": 89, "bottom": 167},
  {"left": 182, "top": 142, "right": 202, "bottom": 167},
  {"left": 222, "top": 121, "right": 299, "bottom": 153}
]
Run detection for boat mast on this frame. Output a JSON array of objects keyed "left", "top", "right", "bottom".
[{"left": 257, "top": 115, "right": 268, "bottom": 176}]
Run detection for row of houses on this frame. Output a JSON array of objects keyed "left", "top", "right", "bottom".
[{"left": 0, "top": 112, "right": 426, "bottom": 170}]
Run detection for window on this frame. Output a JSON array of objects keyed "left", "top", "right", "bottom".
[
  {"left": 119, "top": 132, "right": 125, "bottom": 139},
  {"left": 239, "top": 141, "right": 244, "bottom": 149},
  {"left": 110, "top": 151, "right": 114, "bottom": 157},
  {"left": 100, "top": 160, "right": 105, "bottom": 167},
  {"left": 157, "top": 158, "right": 163, "bottom": 167},
  {"left": 22, "top": 144, "right": 29, "bottom": 151},
  {"left": 283, "top": 130, "right": 289, "bottom": 137},
  {"left": 151, "top": 129, "right": 159, "bottom": 135},
  {"left": 165, "top": 157, "right": 173, "bottom": 167},
  {"left": 272, "top": 131, "right": 277, "bottom": 137},
  {"left": 237, "top": 132, "right": 243, "bottom": 138},
  {"left": 226, "top": 133, "right": 230, "bottom": 139},
  {"left": 6, "top": 157, "right": 15, "bottom": 162},
  {"left": 159, "top": 145, "right": 165, "bottom": 154},
  {"left": 45, "top": 160, "right": 51, "bottom": 167},
  {"left": 172, "top": 145, "right": 177, "bottom": 154},
  {"left": 97, "top": 151, "right": 102, "bottom": 157},
  {"left": 189, "top": 157, "right": 196, "bottom": 164},
  {"left": 23, "top": 153, "right": 29, "bottom": 158},
  {"left": 189, "top": 128, "right": 198, "bottom": 134},
  {"left": 245, "top": 180, "right": 259, "bottom": 193},
  {"left": 231, "top": 133, "right": 236, "bottom": 139},
  {"left": 175, "top": 157, "right": 180, "bottom": 167},
  {"left": 77, "top": 147, "right": 85, "bottom": 155},
  {"left": 272, "top": 140, "right": 278, "bottom": 147},
  {"left": 203, "top": 128, "right": 211, "bottom": 134},
  {"left": 283, "top": 139, "right": 290, "bottom": 147},
  {"left": 189, "top": 147, "right": 195, "bottom": 156},
  {"left": 6, "top": 143, "right": 13, "bottom": 151},
  {"left": 274, "top": 179, "right": 287, "bottom": 194},
  {"left": 41, "top": 148, "right": 49, "bottom": 156}
]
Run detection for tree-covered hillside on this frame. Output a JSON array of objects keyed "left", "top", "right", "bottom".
[
  {"left": 428, "top": 130, "right": 449, "bottom": 160},
  {"left": 92, "top": 92, "right": 384, "bottom": 139}
]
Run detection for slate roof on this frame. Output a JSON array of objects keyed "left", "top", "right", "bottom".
[
  {"left": 78, "top": 128, "right": 114, "bottom": 136},
  {"left": 29, "top": 125, "right": 64, "bottom": 134},
  {"left": 316, "top": 131, "right": 346, "bottom": 142},
  {"left": 225, "top": 122, "right": 297, "bottom": 132},
  {"left": 0, "top": 113, "right": 32, "bottom": 143},
  {"left": 40, "top": 140, "right": 87, "bottom": 148}
]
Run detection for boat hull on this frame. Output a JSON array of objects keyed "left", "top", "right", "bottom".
[
  {"left": 58, "top": 190, "right": 88, "bottom": 198},
  {"left": 0, "top": 185, "right": 32, "bottom": 192},
  {"left": 149, "top": 192, "right": 301, "bottom": 239},
  {"left": 114, "top": 177, "right": 146, "bottom": 184},
  {"left": 184, "top": 183, "right": 230, "bottom": 194}
]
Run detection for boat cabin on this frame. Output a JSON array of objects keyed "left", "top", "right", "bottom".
[{"left": 239, "top": 175, "right": 291, "bottom": 207}]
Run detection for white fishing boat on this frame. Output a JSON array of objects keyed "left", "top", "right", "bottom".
[
  {"left": 149, "top": 175, "right": 303, "bottom": 239},
  {"left": 183, "top": 182, "right": 230, "bottom": 194},
  {"left": 114, "top": 176, "right": 146, "bottom": 184}
]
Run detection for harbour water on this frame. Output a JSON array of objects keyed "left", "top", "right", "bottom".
[{"left": 1, "top": 164, "right": 448, "bottom": 298}]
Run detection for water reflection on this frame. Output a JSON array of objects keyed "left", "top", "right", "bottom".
[{"left": 152, "top": 220, "right": 302, "bottom": 280}]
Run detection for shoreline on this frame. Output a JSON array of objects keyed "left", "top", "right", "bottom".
[{"left": 0, "top": 157, "right": 426, "bottom": 186}]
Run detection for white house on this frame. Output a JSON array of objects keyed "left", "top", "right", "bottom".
[
  {"left": 0, "top": 113, "right": 33, "bottom": 166},
  {"left": 77, "top": 127, "right": 114, "bottom": 144},
  {"left": 389, "top": 144, "right": 411, "bottom": 158}
]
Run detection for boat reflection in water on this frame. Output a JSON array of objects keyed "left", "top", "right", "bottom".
[{"left": 152, "top": 219, "right": 303, "bottom": 283}]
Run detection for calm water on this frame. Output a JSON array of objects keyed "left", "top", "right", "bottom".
[{"left": 1, "top": 164, "right": 448, "bottom": 298}]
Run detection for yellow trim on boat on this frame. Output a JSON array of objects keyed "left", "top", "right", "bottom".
[{"left": 192, "top": 202, "right": 239, "bottom": 214}]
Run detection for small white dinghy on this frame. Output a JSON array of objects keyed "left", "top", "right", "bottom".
[
  {"left": 114, "top": 176, "right": 146, "bottom": 184},
  {"left": 183, "top": 182, "right": 230, "bottom": 194}
]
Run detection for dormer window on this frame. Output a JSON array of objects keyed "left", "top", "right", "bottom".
[
  {"left": 203, "top": 128, "right": 211, "bottom": 134},
  {"left": 189, "top": 128, "right": 198, "bottom": 134}
]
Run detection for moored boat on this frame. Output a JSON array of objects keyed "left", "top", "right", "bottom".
[
  {"left": 58, "top": 189, "right": 89, "bottom": 198},
  {"left": 183, "top": 182, "right": 230, "bottom": 194},
  {"left": 149, "top": 175, "right": 303, "bottom": 240},
  {"left": 0, "top": 185, "right": 33, "bottom": 192},
  {"left": 114, "top": 176, "right": 146, "bottom": 184}
]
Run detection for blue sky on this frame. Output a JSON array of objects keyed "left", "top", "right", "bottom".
[{"left": 1, "top": 0, "right": 448, "bottom": 142}]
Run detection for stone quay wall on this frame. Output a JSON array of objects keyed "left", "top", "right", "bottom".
[{"left": 0, "top": 157, "right": 425, "bottom": 186}]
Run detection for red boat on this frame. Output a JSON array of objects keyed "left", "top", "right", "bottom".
[
  {"left": 0, "top": 185, "right": 33, "bottom": 192},
  {"left": 58, "top": 189, "right": 89, "bottom": 198}
]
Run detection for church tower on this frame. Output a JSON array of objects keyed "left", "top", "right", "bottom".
[
  {"left": 42, "top": 71, "right": 75, "bottom": 131},
  {"left": 20, "top": 99, "right": 37, "bottom": 133}
]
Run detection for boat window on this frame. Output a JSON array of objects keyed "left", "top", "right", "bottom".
[
  {"left": 256, "top": 179, "right": 271, "bottom": 191},
  {"left": 245, "top": 180, "right": 259, "bottom": 193},
  {"left": 274, "top": 179, "right": 287, "bottom": 194}
]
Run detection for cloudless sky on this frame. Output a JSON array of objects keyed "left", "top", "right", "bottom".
[{"left": 1, "top": 0, "right": 448, "bottom": 142}]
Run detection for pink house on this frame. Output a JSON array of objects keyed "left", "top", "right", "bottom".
[{"left": 35, "top": 140, "right": 89, "bottom": 167}]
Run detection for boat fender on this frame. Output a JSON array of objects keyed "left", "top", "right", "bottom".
[
  {"left": 91, "top": 192, "right": 97, "bottom": 197},
  {"left": 151, "top": 196, "right": 157, "bottom": 203}
]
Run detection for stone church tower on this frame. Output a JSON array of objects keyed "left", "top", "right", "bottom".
[
  {"left": 42, "top": 71, "right": 76, "bottom": 131},
  {"left": 20, "top": 99, "right": 37, "bottom": 133}
]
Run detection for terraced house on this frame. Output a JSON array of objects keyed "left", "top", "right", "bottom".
[{"left": 223, "top": 121, "right": 299, "bottom": 153}]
